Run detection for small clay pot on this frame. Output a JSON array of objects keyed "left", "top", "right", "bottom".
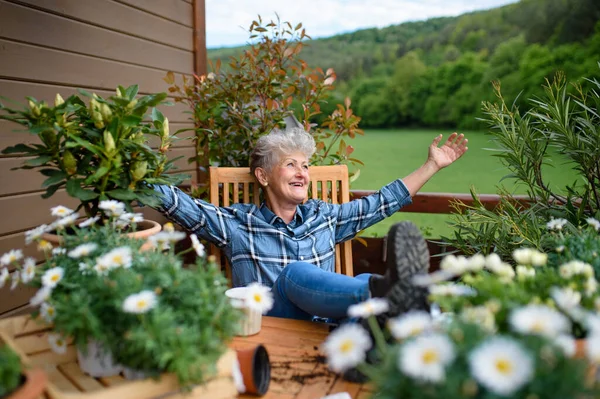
[
  {"left": 236, "top": 345, "right": 271, "bottom": 396},
  {"left": 6, "top": 369, "right": 47, "bottom": 399}
]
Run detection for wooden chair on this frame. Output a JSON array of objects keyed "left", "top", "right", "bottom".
[{"left": 209, "top": 165, "right": 354, "bottom": 283}]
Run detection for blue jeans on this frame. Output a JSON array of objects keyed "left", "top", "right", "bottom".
[{"left": 267, "top": 261, "right": 371, "bottom": 320}]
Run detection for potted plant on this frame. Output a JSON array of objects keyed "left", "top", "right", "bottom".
[
  {"left": 0, "top": 201, "right": 241, "bottom": 388},
  {"left": 322, "top": 298, "right": 600, "bottom": 398},
  {"left": 0, "top": 85, "right": 187, "bottom": 222},
  {"left": 0, "top": 343, "right": 46, "bottom": 399}
]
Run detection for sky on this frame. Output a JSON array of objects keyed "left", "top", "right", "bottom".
[{"left": 205, "top": 0, "right": 520, "bottom": 48}]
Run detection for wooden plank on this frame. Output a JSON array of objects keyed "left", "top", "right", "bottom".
[
  {"left": 327, "top": 379, "right": 363, "bottom": 399},
  {"left": 14, "top": 0, "right": 193, "bottom": 50},
  {"left": 261, "top": 317, "right": 330, "bottom": 334},
  {"left": 0, "top": 80, "right": 192, "bottom": 123},
  {"left": 0, "top": 282, "right": 37, "bottom": 316},
  {"left": 0, "top": 314, "right": 45, "bottom": 337},
  {"left": 45, "top": 364, "right": 82, "bottom": 393},
  {"left": 0, "top": 147, "right": 196, "bottom": 196},
  {"left": 58, "top": 362, "right": 105, "bottom": 392},
  {"left": 0, "top": 1, "right": 193, "bottom": 74},
  {"left": 192, "top": 0, "right": 207, "bottom": 76},
  {"left": 294, "top": 363, "right": 337, "bottom": 399},
  {"left": 0, "top": 39, "right": 175, "bottom": 95},
  {"left": 115, "top": 0, "right": 193, "bottom": 27},
  {"left": 28, "top": 346, "right": 78, "bottom": 368}
]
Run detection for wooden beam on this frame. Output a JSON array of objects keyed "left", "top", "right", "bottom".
[{"left": 192, "top": 0, "right": 208, "bottom": 185}]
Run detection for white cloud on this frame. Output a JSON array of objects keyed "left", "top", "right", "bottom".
[{"left": 206, "top": 0, "right": 519, "bottom": 48}]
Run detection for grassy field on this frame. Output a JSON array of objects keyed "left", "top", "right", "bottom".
[{"left": 346, "top": 129, "right": 579, "bottom": 238}]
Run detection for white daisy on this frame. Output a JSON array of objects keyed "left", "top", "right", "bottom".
[
  {"left": 25, "top": 224, "right": 50, "bottom": 244},
  {"left": 21, "top": 257, "right": 36, "bottom": 283},
  {"left": 388, "top": 310, "right": 433, "bottom": 340},
  {"left": 50, "top": 205, "right": 74, "bottom": 218},
  {"left": 30, "top": 286, "right": 52, "bottom": 306},
  {"left": 516, "top": 266, "right": 536, "bottom": 280},
  {"left": 466, "top": 254, "right": 486, "bottom": 272},
  {"left": 53, "top": 213, "right": 78, "bottom": 229},
  {"left": 163, "top": 222, "right": 175, "bottom": 232},
  {"left": 399, "top": 333, "right": 455, "bottom": 383},
  {"left": 348, "top": 298, "right": 389, "bottom": 318},
  {"left": 119, "top": 212, "right": 144, "bottom": 224},
  {"left": 244, "top": 283, "right": 274, "bottom": 314},
  {"left": 96, "top": 247, "right": 132, "bottom": 269},
  {"left": 99, "top": 200, "right": 126, "bottom": 216},
  {"left": 68, "top": 243, "right": 98, "bottom": 259},
  {"left": 79, "top": 216, "right": 100, "bottom": 228},
  {"left": 509, "top": 304, "right": 571, "bottom": 337},
  {"left": 48, "top": 333, "right": 68, "bottom": 354},
  {"left": 93, "top": 262, "right": 111, "bottom": 275},
  {"left": 0, "top": 268, "right": 9, "bottom": 288},
  {"left": 587, "top": 217, "right": 600, "bottom": 231},
  {"left": 10, "top": 272, "right": 19, "bottom": 290},
  {"left": 530, "top": 251, "right": 548, "bottom": 267},
  {"left": 553, "top": 334, "right": 576, "bottom": 357},
  {"left": 40, "top": 302, "right": 57, "bottom": 323},
  {"left": 112, "top": 220, "right": 129, "bottom": 230},
  {"left": 37, "top": 240, "right": 53, "bottom": 253},
  {"left": 122, "top": 290, "right": 158, "bottom": 314},
  {"left": 149, "top": 231, "right": 187, "bottom": 248},
  {"left": 440, "top": 254, "right": 469, "bottom": 275},
  {"left": 550, "top": 286, "right": 581, "bottom": 311},
  {"left": 42, "top": 267, "right": 64, "bottom": 288},
  {"left": 585, "top": 278, "right": 599, "bottom": 297},
  {"left": 1, "top": 249, "right": 23, "bottom": 266},
  {"left": 546, "top": 218, "right": 568, "bottom": 231},
  {"left": 190, "top": 234, "right": 206, "bottom": 257},
  {"left": 460, "top": 306, "right": 496, "bottom": 333},
  {"left": 469, "top": 336, "right": 534, "bottom": 396},
  {"left": 512, "top": 248, "right": 533, "bottom": 265},
  {"left": 411, "top": 270, "right": 455, "bottom": 286},
  {"left": 485, "top": 253, "right": 503, "bottom": 269},
  {"left": 322, "top": 323, "right": 371, "bottom": 372},
  {"left": 429, "top": 283, "right": 476, "bottom": 297},
  {"left": 51, "top": 247, "right": 66, "bottom": 256}
]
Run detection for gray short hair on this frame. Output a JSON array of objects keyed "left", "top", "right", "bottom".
[{"left": 250, "top": 127, "right": 316, "bottom": 175}]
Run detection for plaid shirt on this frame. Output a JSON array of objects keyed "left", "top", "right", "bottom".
[{"left": 153, "top": 179, "right": 412, "bottom": 288}]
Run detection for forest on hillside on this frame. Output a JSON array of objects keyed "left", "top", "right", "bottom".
[{"left": 209, "top": 0, "right": 600, "bottom": 129}]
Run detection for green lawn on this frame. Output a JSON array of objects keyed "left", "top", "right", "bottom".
[{"left": 346, "top": 129, "right": 579, "bottom": 238}]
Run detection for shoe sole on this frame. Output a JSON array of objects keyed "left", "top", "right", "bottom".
[{"left": 383, "top": 221, "right": 430, "bottom": 317}]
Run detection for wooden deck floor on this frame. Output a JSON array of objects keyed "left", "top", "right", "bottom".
[{"left": 232, "top": 316, "right": 372, "bottom": 399}]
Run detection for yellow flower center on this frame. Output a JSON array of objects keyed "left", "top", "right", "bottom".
[
  {"left": 531, "top": 320, "right": 545, "bottom": 333},
  {"left": 51, "top": 274, "right": 60, "bottom": 282},
  {"left": 136, "top": 299, "right": 147, "bottom": 309},
  {"left": 48, "top": 308, "right": 55, "bottom": 315},
  {"left": 112, "top": 255, "right": 123, "bottom": 265},
  {"left": 57, "top": 339, "right": 64, "bottom": 346},
  {"left": 410, "top": 327, "right": 423, "bottom": 336},
  {"left": 340, "top": 340, "right": 354, "bottom": 354},
  {"left": 495, "top": 358, "right": 512, "bottom": 375},
  {"left": 253, "top": 294, "right": 262, "bottom": 303},
  {"left": 421, "top": 349, "right": 439, "bottom": 364}
]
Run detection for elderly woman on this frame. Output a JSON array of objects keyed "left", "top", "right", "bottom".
[{"left": 153, "top": 127, "right": 467, "bottom": 321}]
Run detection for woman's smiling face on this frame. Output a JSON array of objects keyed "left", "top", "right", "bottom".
[{"left": 266, "top": 152, "right": 310, "bottom": 206}]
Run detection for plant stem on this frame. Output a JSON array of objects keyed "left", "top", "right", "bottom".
[{"left": 367, "top": 316, "right": 387, "bottom": 356}]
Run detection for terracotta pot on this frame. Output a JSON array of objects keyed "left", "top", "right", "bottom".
[
  {"left": 42, "top": 219, "right": 161, "bottom": 249},
  {"left": 236, "top": 345, "right": 271, "bottom": 396},
  {"left": 6, "top": 369, "right": 47, "bottom": 399}
]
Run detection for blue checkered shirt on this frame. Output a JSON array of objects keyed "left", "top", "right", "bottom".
[{"left": 153, "top": 179, "right": 412, "bottom": 288}]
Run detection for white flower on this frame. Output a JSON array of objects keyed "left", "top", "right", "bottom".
[
  {"left": 42, "top": 267, "right": 64, "bottom": 288},
  {"left": 559, "top": 260, "right": 594, "bottom": 279},
  {"left": 469, "top": 336, "right": 534, "bottom": 396},
  {"left": 429, "top": 283, "right": 475, "bottom": 297},
  {"left": 411, "top": 270, "right": 455, "bottom": 286},
  {"left": 25, "top": 224, "right": 50, "bottom": 244},
  {"left": 509, "top": 304, "right": 571, "bottom": 337},
  {"left": 553, "top": 334, "right": 576, "bottom": 357},
  {"left": 486, "top": 260, "right": 515, "bottom": 281},
  {"left": 546, "top": 218, "right": 568, "bottom": 231},
  {"left": 512, "top": 248, "right": 533, "bottom": 265},
  {"left": 348, "top": 298, "right": 389, "bottom": 318},
  {"left": 585, "top": 334, "right": 600, "bottom": 364},
  {"left": 585, "top": 278, "right": 599, "bottom": 297},
  {"left": 51, "top": 247, "right": 66, "bottom": 256},
  {"left": 48, "top": 333, "right": 68, "bottom": 354},
  {"left": 68, "top": 243, "right": 99, "bottom": 259},
  {"left": 99, "top": 200, "right": 126, "bottom": 216},
  {"left": 122, "top": 290, "right": 158, "bottom": 314},
  {"left": 96, "top": 247, "right": 132, "bottom": 269},
  {"left": 556, "top": 245, "right": 565, "bottom": 253},
  {"left": 41, "top": 302, "right": 57, "bottom": 323},
  {"left": 79, "top": 216, "right": 100, "bottom": 228},
  {"left": 37, "top": 240, "right": 53, "bottom": 252},
  {"left": 1, "top": 249, "right": 23, "bottom": 266},
  {"left": 587, "top": 217, "right": 600, "bottom": 231},
  {"left": 10, "top": 272, "right": 19, "bottom": 290},
  {"left": 50, "top": 205, "right": 74, "bottom": 218},
  {"left": 244, "top": 283, "right": 274, "bottom": 314},
  {"left": 322, "top": 323, "right": 371, "bottom": 372},
  {"left": 485, "top": 253, "right": 503, "bottom": 269},
  {"left": 440, "top": 255, "right": 468, "bottom": 275},
  {"left": 30, "top": 286, "right": 52, "bottom": 306},
  {"left": 149, "top": 231, "right": 187, "bottom": 248},
  {"left": 516, "top": 266, "right": 535, "bottom": 282},
  {"left": 190, "top": 234, "right": 206, "bottom": 257},
  {"left": 550, "top": 286, "right": 581, "bottom": 311},
  {"left": 53, "top": 213, "right": 78, "bottom": 228},
  {"left": 0, "top": 268, "right": 9, "bottom": 288},
  {"left": 119, "top": 212, "right": 144, "bottom": 224},
  {"left": 21, "top": 258, "right": 36, "bottom": 283},
  {"left": 460, "top": 306, "right": 496, "bottom": 333},
  {"left": 94, "top": 262, "right": 111, "bottom": 275},
  {"left": 530, "top": 251, "right": 548, "bottom": 267},
  {"left": 466, "top": 254, "right": 486, "bottom": 272},
  {"left": 399, "top": 333, "right": 455, "bottom": 383},
  {"left": 388, "top": 310, "right": 433, "bottom": 340}
]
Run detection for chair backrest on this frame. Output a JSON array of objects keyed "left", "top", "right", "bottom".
[{"left": 208, "top": 165, "right": 354, "bottom": 282}]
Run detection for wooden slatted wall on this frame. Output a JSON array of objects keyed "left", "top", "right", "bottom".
[{"left": 0, "top": 0, "right": 203, "bottom": 316}]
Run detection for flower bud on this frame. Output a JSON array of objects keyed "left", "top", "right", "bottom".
[
  {"left": 103, "top": 130, "right": 116, "bottom": 155},
  {"left": 162, "top": 117, "right": 170, "bottom": 139},
  {"left": 100, "top": 103, "right": 113, "bottom": 123},
  {"left": 62, "top": 150, "right": 77, "bottom": 175},
  {"left": 89, "top": 98, "right": 99, "bottom": 113},
  {"left": 93, "top": 112, "right": 105, "bottom": 129},
  {"left": 126, "top": 99, "right": 138, "bottom": 110},
  {"left": 131, "top": 161, "right": 148, "bottom": 181},
  {"left": 54, "top": 93, "right": 65, "bottom": 107},
  {"left": 28, "top": 100, "right": 41, "bottom": 117},
  {"left": 40, "top": 130, "right": 57, "bottom": 147}
]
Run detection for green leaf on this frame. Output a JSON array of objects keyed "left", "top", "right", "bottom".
[
  {"left": 151, "top": 108, "right": 165, "bottom": 123},
  {"left": 84, "top": 166, "right": 110, "bottom": 184},
  {"left": 106, "top": 188, "right": 137, "bottom": 201},
  {"left": 42, "top": 172, "right": 67, "bottom": 188},
  {"left": 25, "top": 155, "right": 53, "bottom": 167},
  {"left": 120, "top": 115, "right": 143, "bottom": 128},
  {"left": 66, "top": 179, "right": 99, "bottom": 201},
  {"left": 1, "top": 143, "right": 39, "bottom": 155},
  {"left": 41, "top": 183, "right": 62, "bottom": 199},
  {"left": 65, "top": 134, "right": 103, "bottom": 155},
  {"left": 125, "top": 85, "right": 139, "bottom": 100}
]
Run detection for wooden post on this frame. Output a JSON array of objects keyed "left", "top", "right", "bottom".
[{"left": 192, "top": 0, "right": 209, "bottom": 185}]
